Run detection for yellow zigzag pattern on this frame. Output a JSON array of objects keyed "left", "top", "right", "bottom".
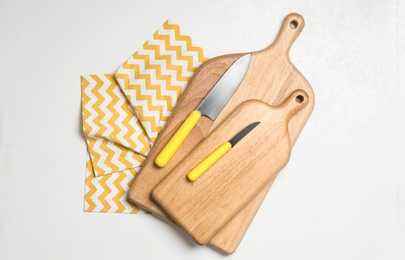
[
  {"left": 114, "top": 19, "right": 208, "bottom": 143},
  {"left": 84, "top": 157, "right": 144, "bottom": 214},
  {"left": 81, "top": 74, "right": 150, "bottom": 177},
  {"left": 83, "top": 20, "right": 208, "bottom": 214}
]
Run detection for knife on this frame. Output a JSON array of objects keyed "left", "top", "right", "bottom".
[
  {"left": 187, "top": 121, "right": 260, "bottom": 182},
  {"left": 155, "top": 54, "right": 251, "bottom": 168}
]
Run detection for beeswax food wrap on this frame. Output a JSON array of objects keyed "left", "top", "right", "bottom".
[{"left": 82, "top": 20, "right": 207, "bottom": 213}]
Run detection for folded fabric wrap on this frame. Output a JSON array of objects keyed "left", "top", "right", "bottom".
[{"left": 82, "top": 19, "right": 207, "bottom": 213}]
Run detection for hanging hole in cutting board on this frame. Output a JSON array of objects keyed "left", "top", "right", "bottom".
[
  {"left": 290, "top": 20, "right": 298, "bottom": 29},
  {"left": 295, "top": 95, "right": 304, "bottom": 103}
]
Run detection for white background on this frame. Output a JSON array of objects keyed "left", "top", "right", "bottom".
[{"left": 0, "top": 0, "right": 404, "bottom": 259}]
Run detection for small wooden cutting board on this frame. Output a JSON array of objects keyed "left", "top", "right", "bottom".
[
  {"left": 152, "top": 90, "right": 309, "bottom": 245},
  {"left": 128, "top": 13, "right": 315, "bottom": 253}
]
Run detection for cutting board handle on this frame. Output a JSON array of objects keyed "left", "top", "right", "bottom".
[
  {"left": 264, "top": 13, "right": 305, "bottom": 55},
  {"left": 279, "top": 89, "right": 309, "bottom": 122}
]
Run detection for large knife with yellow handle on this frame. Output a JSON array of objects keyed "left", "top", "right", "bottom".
[
  {"left": 187, "top": 122, "right": 260, "bottom": 181},
  {"left": 155, "top": 54, "right": 251, "bottom": 168}
]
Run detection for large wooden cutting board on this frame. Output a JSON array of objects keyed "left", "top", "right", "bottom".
[
  {"left": 128, "top": 13, "right": 315, "bottom": 253},
  {"left": 153, "top": 90, "right": 309, "bottom": 245}
]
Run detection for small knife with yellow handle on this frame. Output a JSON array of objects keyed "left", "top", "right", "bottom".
[
  {"left": 187, "top": 121, "right": 260, "bottom": 182},
  {"left": 154, "top": 54, "right": 251, "bottom": 168}
]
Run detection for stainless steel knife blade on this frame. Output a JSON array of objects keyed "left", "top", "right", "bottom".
[{"left": 196, "top": 54, "right": 251, "bottom": 120}]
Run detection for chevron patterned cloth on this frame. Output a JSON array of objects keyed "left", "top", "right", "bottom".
[
  {"left": 81, "top": 74, "right": 150, "bottom": 178},
  {"left": 82, "top": 19, "right": 207, "bottom": 213},
  {"left": 115, "top": 20, "right": 208, "bottom": 142}
]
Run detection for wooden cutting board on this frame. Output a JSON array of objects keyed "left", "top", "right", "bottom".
[
  {"left": 128, "top": 13, "right": 315, "bottom": 253},
  {"left": 152, "top": 90, "right": 309, "bottom": 245}
]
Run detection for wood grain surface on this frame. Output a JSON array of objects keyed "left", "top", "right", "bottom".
[
  {"left": 153, "top": 91, "right": 309, "bottom": 245},
  {"left": 128, "top": 13, "right": 315, "bottom": 253}
]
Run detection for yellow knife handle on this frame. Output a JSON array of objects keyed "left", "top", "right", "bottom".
[
  {"left": 155, "top": 110, "right": 202, "bottom": 168},
  {"left": 187, "top": 141, "right": 232, "bottom": 182}
]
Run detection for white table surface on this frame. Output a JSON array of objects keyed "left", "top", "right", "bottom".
[{"left": 1, "top": 0, "right": 404, "bottom": 259}]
